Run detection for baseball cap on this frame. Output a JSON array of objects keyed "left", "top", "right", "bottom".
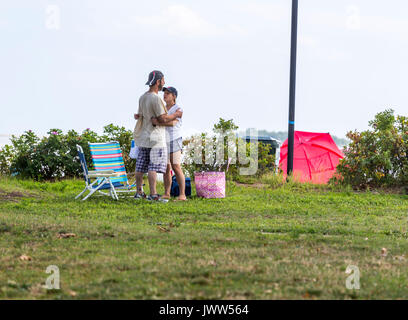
[
  {"left": 162, "top": 86, "right": 178, "bottom": 97},
  {"left": 145, "top": 70, "right": 164, "bottom": 86}
]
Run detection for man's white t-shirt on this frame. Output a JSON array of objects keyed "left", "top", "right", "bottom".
[
  {"left": 166, "top": 104, "right": 183, "bottom": 142},
  {"left": 133, "top": 92, "right": 167, "bottom": 148}
]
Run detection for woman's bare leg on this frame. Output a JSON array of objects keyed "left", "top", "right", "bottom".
[
  {"left": 170, "top": 161, "right": 186, "bottom": 200},
  {"left": 163, "top": 163, "right": 172, "bottom": 199}
]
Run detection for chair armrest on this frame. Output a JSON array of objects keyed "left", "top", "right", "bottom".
[
  {"left": 89, "top": 170, "right": 116, "bottom": 174},
  {"left": 88, "top": 170, "right": 120, "bottom": 177}
]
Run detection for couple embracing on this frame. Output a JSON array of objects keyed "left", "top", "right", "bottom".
[{"left": 133, "top": 70, "right": 187, "bottom": 202}]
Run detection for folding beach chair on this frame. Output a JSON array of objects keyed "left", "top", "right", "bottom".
[
  {"left": 88, "top": 141, "right": 137, "bottom": 197},
  {"left": 75, "top": 144, "right": 121, "bottom": 201}
]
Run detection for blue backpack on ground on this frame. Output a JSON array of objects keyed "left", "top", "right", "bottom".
[{"left": 170, "top": 176, "right": 191, "bottom": 197}]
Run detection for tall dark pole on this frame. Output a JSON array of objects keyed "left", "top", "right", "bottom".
[{"left": 287, "top": 0, "right": 298, "bottom": 176}]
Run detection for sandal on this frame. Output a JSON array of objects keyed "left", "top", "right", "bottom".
[
  {"left": 146, "top": 194, "right": 169, "bottom": 203},
  {"left": 134, "top": 192, "right": 146, "bottom": 200}
]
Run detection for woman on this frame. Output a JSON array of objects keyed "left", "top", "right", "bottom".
[{"left": 152, "top": 86, "right": 186, "bottom": 201}]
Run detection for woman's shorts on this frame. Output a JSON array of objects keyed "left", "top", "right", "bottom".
[
  {"left": 168, "top": 137, "right": 183, "bottom": 153},
  {"left": 167, "top": 138, "right": 182, "bottom": 165}
]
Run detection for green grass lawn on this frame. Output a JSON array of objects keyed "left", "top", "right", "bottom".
[{"left": 0, "top": 176, "right": 408, "bottom": 300}]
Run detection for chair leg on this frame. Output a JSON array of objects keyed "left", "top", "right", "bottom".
[
  {"left": 107, "top": 178, "right": 119, "bottom": 200},
  {"left": 82, "top": 189, "right": 97, "bottom": 201},
  {"left": 75, "top": 187, "right": 89, "bottom": 200},
  {"left": 77, "top": 180, "right": 99, "bottom": 200},
  {"left": 82, "top": 178, "right": 107, "bottom": 201}
]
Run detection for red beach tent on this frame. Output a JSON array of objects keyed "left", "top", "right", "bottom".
[{"left": 279, "top": 131, "right": 344, "bottom": 184}]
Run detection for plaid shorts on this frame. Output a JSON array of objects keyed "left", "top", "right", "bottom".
[{"left": 135, "top": 147, "right": 167, "bottom": 173}]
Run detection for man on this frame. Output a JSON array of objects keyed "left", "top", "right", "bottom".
[{"left": 133, "top": 70, "right": 182, "bottom": 202}]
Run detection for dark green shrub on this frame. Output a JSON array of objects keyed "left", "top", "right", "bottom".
[
  {"left": 0, "top": 124, "right": 133, "bottom": 181},
  {"left": 0, "top": 119, "right": 278, "bottom": 182},
  {"left": 332, "top": 109, "right": 408, "bottom": 189}
]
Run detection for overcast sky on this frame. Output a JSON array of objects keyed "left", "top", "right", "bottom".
[{"left": 1, "top": 0, "right": 407, "bottom": 146}]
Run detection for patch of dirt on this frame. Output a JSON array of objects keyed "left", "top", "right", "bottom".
[
  {"left": 370, "top": 186, "right": 408, "bottom": 195},
  {"left": 0, "top": 188, "right": 26, "bottom": 202},
  {"left": 0, "top": 188, "right": 39, "bottom": 202},
  {"left": 57, "top": 232, "right": 76, "bottom": 239},
  {"left": 235, "top": 182, "right": 268, "bottom": 189}
]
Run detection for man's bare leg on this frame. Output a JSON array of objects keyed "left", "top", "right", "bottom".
[
  {"left": 135, "top": 171, "right": 144, "bottom": 194},
  {"left": 147, "top": 171, "right": 157, "bottom": 195},
  {"left": 163, "top": 164, "right": 172, "bottom": 199}
]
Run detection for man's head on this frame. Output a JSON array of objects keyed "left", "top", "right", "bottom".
[
  {"left": 163, "top": 87, "right": 178, "bottom": 105},
  {"left": 146, "top": 70, "right": 165, "bottom": 90}
]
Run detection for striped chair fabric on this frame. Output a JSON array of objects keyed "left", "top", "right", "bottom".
[{"left": 89, "top": 142, "right": 128, "bottom": 187}]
